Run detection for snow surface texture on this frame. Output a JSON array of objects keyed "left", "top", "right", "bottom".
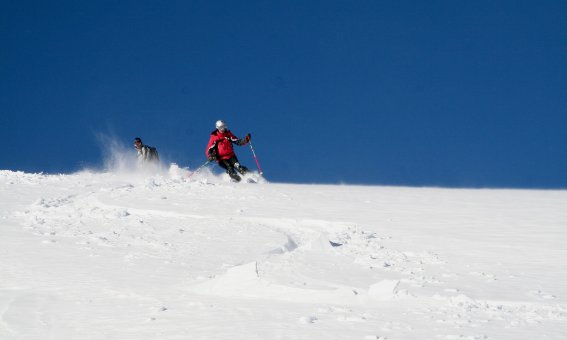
[{"left": 1, "top": 166, "right": 566, "bottom": 339}]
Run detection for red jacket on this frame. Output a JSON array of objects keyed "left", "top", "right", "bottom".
[{"left": 206, "top": 130, "right": 247, "bottom": 161}]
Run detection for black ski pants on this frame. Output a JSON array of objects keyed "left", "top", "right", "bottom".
[{"left": 218, "top": 156, "right": 240, "bottom": 173}]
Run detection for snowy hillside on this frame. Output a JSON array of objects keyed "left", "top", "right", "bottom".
[{"left": 1, "top": 167, "right": 566, "bottom": 339}]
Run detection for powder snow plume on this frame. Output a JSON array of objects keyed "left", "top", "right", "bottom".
[
  {"left": 94, "top": 132, "right": 168, "bottom": 176},
  {"left": 95, "top": 132, "right": 136, "bottom": 172}
]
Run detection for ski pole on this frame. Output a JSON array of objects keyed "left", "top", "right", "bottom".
[
  {"left": 187, "top": 160, "right": 211, "bottom": 178},
  {"left": 248, "top": 141, "right": 263, "bottom": 175}
]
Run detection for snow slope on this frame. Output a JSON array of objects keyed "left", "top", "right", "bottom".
[{"left": 1, "top": 167, "right": 566, "bottom": 339}]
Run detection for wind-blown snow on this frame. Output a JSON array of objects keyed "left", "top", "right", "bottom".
[{"left": 1, "top": 167, "right": 566, "bottom": 339}]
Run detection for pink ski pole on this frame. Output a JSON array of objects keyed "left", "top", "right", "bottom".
[{"left": 248, "top": 141, "right": 263, "bottom": 176}]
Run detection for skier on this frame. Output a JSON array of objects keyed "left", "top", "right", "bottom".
[
  {"left": 206, "top": 120, "right": 251, "bottom": 181},
  {"left": 134, "top": 137, "right": 159, "bottom": 164}
]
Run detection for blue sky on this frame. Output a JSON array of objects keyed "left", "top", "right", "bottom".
[{"left": 1, "top": 0, "right": 566, "bottom": 188}]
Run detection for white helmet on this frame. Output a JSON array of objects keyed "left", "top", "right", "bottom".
[{"left": 215, "top": 120, "right": 227, "bottom": 131}]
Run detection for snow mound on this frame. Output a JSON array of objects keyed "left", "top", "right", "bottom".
[
  {"left": 191, "top": 262, "right": 362, "bottom": 304},
  {"left": 368, "top": 280, "right": 400, "bottom": 300}
]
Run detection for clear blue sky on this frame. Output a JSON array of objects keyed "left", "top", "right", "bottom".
[{"left": 1, "top": 0, "right": 566, "bottom": 188}]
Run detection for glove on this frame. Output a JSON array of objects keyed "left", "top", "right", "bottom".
[
  {"left": 244, "top": 133, "right": 251, "bottom": 142},
  {"left": 208, "top": 150, "right": 217, "bottom": 161}
]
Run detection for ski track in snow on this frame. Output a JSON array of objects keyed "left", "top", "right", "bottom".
[{"left": 1, "top": 169, "right": 567, "bottom": 339}]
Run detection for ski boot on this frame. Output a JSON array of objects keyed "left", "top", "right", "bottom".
[
  {"left": 227, "top": 168, "right": 242, "bottom": 182},
  {"left": 235, "top": 162, "right": 249, "bottom": 175}
]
